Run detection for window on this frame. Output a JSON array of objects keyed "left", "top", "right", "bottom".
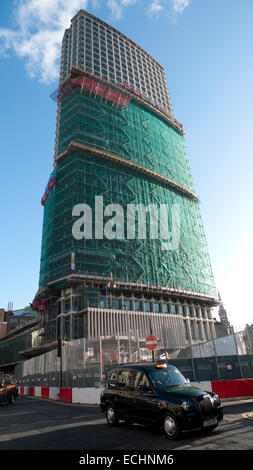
[
  {"left": 154, "top": 303, "right": 160, "bottom": 313},
  {"left": 64, "top": 300, "right": 70, "bottom": 313},
  {"left": 163, "top": 303, "right": 168, "bottom": 313},
  {"left": 144, "top": 302, "right": 151, "bottom": 312},
  {"left": 197, "top": 322, "right": 203, "bottom": 340},
  {"left": 113, "top": 299, "right": 120, "bottom": 309},
  {"left": 190, "top": 322, "right": 196, "bottom": 340},
  {"left": 117, "top": 370, "right": 131, "bottom": 389},
  {"left": 148, "top": 367, "right": 187, "bottom": 392},
  {"left": 203, "top": 322, "right": 209, "bottom": 340},
  {"left": 108, "top": 370, "right": 119, "bottom": 389},
  {"left": 184, "top": 320, "right": 189, "bottom": 340},
  {"left": 185, "top": 306, "right": 190, "bottom": 317},
  {"left": 123, "top": 300, "right": 131, "bottom": 310},
  {"left": 73, "top": 297, "right": 79, "bottom": 311},
  {"left": 134, "top": 372, "right": 150, "bottom": 390},
  {"left": 171, "top": 304, "right": 177, "bottom": 314},
  {"left": 134, "top": 301, "right": 141, "bottom": 311},
  {"left": 99, "top": 298, "right": 107, "bottom": 308},
  {"left": 178, "top": 305, "right": 184, "bottom": 316}
]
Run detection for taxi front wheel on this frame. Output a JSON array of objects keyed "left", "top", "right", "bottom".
[
  {"left": 105, "top": 405, "right": 119, "bottom": 426},
  {"left": 8, "top": 394, "right": 15, "bottom": 405},
  {"left": 163, "top": 412, "right": 181, "bottom": 440}
]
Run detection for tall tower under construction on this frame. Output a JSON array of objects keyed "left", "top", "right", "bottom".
[{"left": 35, "top": 10, "right": 218, "bottom": 351}]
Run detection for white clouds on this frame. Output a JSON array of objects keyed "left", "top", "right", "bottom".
[
  {"left": 171, "top": 0, "right": 190, "bottom": 14},
  {"left": 148, "top": 1, "right": 164, "bottom": 15},
  {"left": 148, "top": 0, "right": 190, "bottom": 18},
  {"left": 0, "top": 0, "right": 191, "bottom": 84},
  {"left": 107, "top": 0, "right": 138, "bottom": 20},
  {"left": 0, "top": 0, "right": 88, "bottom": 83}
]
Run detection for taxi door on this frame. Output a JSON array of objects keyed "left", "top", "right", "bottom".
[{"left": 130, "top": 372, "right": 159, "bottom": 424}]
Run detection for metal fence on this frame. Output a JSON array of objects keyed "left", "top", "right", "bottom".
[{"left": 15, "top": 328, "right": 253, "bottom": 388}]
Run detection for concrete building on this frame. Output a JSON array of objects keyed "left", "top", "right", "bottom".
[
  {"left": 0, "top": 306, "right": 39, "bottom": 339},
  {"left": 244, "top": 324, "right": 253, "bottom": 355},
  {"left": 0, "top": 309, "right": 7, "bottom": 339},
  {"left": 33, "top": 9, "right": 219, "bottom": 354},
  {"left": 60, "top": 10, "right": 172, "bottom": 113}
]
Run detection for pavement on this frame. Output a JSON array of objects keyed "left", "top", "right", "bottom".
[{"left": 221, "top": 396, "right": 253, "bottom": 405}]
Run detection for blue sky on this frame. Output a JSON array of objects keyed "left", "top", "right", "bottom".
[{"left": 0, "top": 0, "right": 252, "bottom": 329}]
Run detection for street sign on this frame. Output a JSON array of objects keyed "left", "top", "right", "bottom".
[{"left": 145, "top": 335, "right": 158, "bottom": 351}]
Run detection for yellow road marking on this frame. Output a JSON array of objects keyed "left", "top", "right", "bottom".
[{"left": 242, "top": 412, "right": 253, "bottom": 420}]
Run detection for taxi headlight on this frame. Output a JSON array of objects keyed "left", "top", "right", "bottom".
[
  {"left": 213, "top": 394, "right": 221, "bottom": 405},
  {"left": 181, "top": 400, "right": 191, "bottom": 411},
  {"left": 209, "top": 394, "right": 220, "bottom": 406}
]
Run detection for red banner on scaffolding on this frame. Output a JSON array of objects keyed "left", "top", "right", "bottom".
[
  {"left": 60, "top": 75, "right": 131, "bottom": 109},
  {"left": 104, "top": 87, "right": 119, "bottom": 102},
  {"left": 115, "top": 93, "right": 131, "bottom": 109},
  {"left": 93, "top": 82, "right": 107, "bottom": 97},
  {"left": 57, "top": 75, "right": 183, "bottom": 130},
  {"left": 30, "top": 298, "right": 46, "bottom": 313},
  {"left": 41, "top": 174, "right": 56, "bottom": 206}
]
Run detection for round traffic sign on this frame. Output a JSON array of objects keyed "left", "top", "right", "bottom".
[{"left": 145, "top": 335, "right": 158, "bottom": 351}]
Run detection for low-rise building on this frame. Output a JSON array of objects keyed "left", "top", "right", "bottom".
[{"left": 0, "top": 306, "right": 39, "bottom": 339}]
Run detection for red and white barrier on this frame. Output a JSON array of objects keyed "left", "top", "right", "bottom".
[
  {"left": 190, "top": 378, "right": 253, "bottom": 399},
  {"left": 18, "top": 386, "right": 103, "bottom": 404},
  {"left": 18, "top": 379, "right": 253, "bottom": 404}
]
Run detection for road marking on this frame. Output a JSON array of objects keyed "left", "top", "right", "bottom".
[
  {"left": 0, "top": 410, "right": 34, "bottom": 417},
  {"left": 0, "top": 417, "right": 105, "bottom": 443},
  {"left": 242, "top": 412, "right": 253, "bottom": 420}
]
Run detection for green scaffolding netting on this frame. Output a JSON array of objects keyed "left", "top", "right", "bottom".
[{"left": 39, "top": 89, "right": 217, "bottom": 298}]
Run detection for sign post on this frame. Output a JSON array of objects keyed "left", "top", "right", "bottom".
[{"left": 145, "top": 335, "right": 158, "bottom": 363}]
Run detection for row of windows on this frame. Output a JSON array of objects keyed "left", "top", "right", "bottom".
[
  {"left": 72, "top": 15, "right": 162, "bottom": 72},
  {"left": 183, "top": 319, "right": 212, "bottom": 341},
  {"left": 70, "top": 47, "right": 166, "bottom": 92},
  {"left": 62, "top": 50, "right": 168, "bottom": 100},
  {"left": 69, "top": 27, "right": 162, "bottom": 72},
  {"left": 75, "top": 37, "right": 165, "bottom": 84},
  {"left": 63, "top": 296, "right": 212, "bottom": 320}
]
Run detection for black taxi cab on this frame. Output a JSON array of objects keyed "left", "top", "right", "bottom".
[
  {"left": 100, "top": 363, "right": 223, "bottom": 439},
  {"left": 0, "top": 374, "right": 18, "bottom": 405}
]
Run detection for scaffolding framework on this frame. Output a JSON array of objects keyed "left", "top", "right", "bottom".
[{"left": 39, "top": 84, "right": 217, "bottom": 300}]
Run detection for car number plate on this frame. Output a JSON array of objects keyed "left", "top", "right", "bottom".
[{"left": 203, "top": 417, "right": 217, "bottom": 427}]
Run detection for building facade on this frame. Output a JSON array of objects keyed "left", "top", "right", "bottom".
[
  {"left": 0, "top": 306, "right": 39, "bottom": 340},
  {"left": 35, "top": 10, "right": 219, "bottom": 353},
  {"left": 60, "top": 10, "right": 172, "bottom": 112}
]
